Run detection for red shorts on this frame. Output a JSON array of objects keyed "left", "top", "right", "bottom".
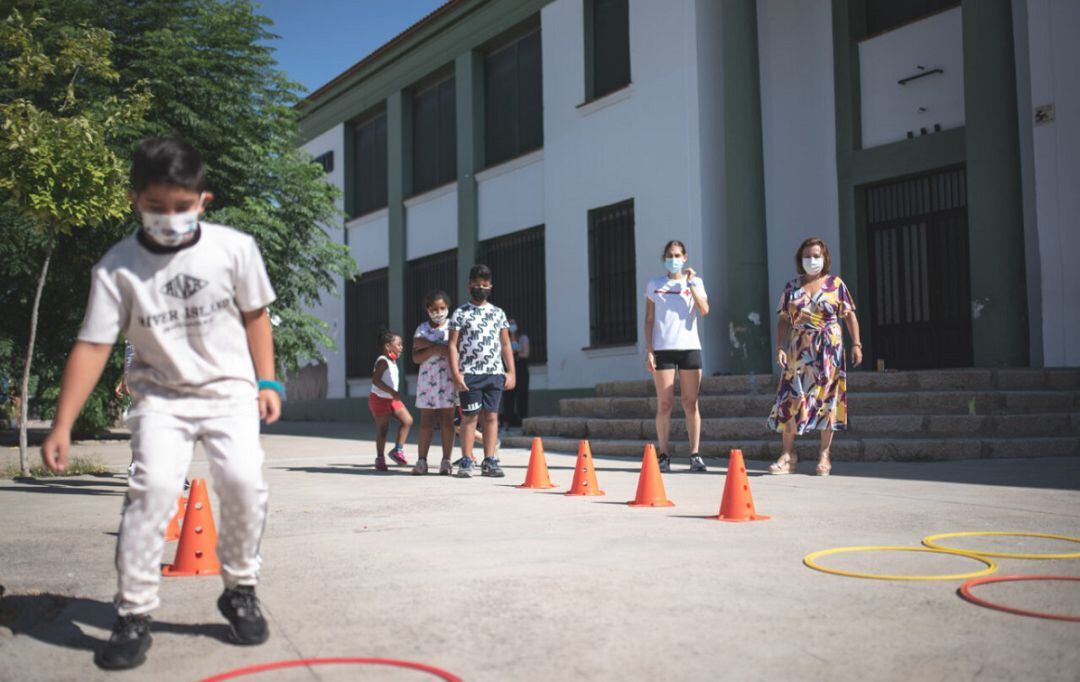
[{"left": 368, "top": 394, "right": 405, "bottom": 417}]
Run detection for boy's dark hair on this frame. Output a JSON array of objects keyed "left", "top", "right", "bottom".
[
  {"left": 468, "top": 264, "right": 492, "bottom": 281},
  {"left": 376, "top": 328, "right": 400, "bottom": 350},
  {"left": 130, "top": 137, "right": 207, "bottom": 193},
  {"left": 425, "top": 289, "right": 451, "bottom": 309}
]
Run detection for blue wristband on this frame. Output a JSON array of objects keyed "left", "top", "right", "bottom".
[{"left": 258, "top": 379, "right": 285, "bottom": 398}]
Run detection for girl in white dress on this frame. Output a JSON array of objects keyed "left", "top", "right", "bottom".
[{"left": 411, "top": 291, "right": 457, "bottom": 475}]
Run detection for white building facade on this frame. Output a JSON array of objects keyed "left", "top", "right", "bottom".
[{"left": 290, "top": 0, "right": 1079, "bottom": 418}]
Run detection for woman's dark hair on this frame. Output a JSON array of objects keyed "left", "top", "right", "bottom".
[
  {"left": 425, "top": 290, "right": 451, "bottom": 309},
  {"left": 795, "top": 237, "right": 831, "bottom": 275},
  {"left": 130, "top": 137, "right": 207, "bottom": 192},
  {"left": 376, "top": 328, "right": 400, "bottom": 350},
  {"left": 662, "top": 240, "right": 687, "bottom": 259}
]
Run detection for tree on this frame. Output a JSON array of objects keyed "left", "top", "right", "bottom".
[{"left": 0, "top": 8, "right": 150, "bottom": 475}]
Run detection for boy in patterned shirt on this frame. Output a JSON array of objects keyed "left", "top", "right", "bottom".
[{"left": 448, "top": 264, "right": 516, "bottom": 477}]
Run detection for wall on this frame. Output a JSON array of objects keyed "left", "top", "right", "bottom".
[
  {"left": 477, "top": 150, "right": 546, "bottom": 240},
  {"left": 858, "top": 7, "right": 965, "bottom": 149},
  {"left": 540, "top": 0, "right": 711, "bottom": 389},
  {"left": 1017, "top": 0, "right": 1080, "bottom": 366},
  {"left": 757, "top": 0, "right": 841, "bottom": 350},
  {"left": 404, "top": 185, "right": 459, "bottom": 260}
]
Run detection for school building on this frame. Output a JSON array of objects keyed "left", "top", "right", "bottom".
[{"left": 288, "top": 0, "right": 1079, "bottom": 416}]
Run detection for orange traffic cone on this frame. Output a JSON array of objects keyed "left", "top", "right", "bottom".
[
  {"left": 517, "top": 437, "right": 557, "bottom": 489},
  {"left": 715, "top": 449, "right": 769, "bottom": 522},
  {"left": 628, "top": 443, "right": 674, "bottom": 507},
  {"left": 162, "top": 479, "right": 220, "bottom": 576},
  {"left": 164, "top": 495, "right": 187, "bottom": 542},
  {"left": 565, "top": 440, "right": 605, "bottom": 496}
]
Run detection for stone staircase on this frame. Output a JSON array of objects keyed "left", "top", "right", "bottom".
[{"left": 503, "top": 369, "right": 1080, "bottom": 462}]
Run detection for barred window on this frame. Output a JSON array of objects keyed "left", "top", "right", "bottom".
[
  {"left": 405, "top": 249, "right": 458, "bottom": 371},
  {"left": 588, "top": 200, "right": 636, "bottom": 346},
  {"left": 412, "top": 77, "right": 457, "bottom": 195},
  {"left": 345, "top": 268, "right": 388, "bottom": 378},
  {"left": 353, "top": 114, "right": 387, "bottom": 217},
  {"left": 587, "top": 0, "right": 630, "bottom": 101},
  {"left": 481, "top": 226, "right": 547, "bottom": 363},
  {"left": 484, "top": 29, "right": 543, "bottom": 167},
  {"left": 314, "top": 151, "right": 334, "bottom": 173}
]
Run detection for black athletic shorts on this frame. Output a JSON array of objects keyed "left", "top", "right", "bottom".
[
  {"left": 652, "top": 349, "right": 702, "bottom": 371},
  {"left": 459, "top": 374, "right": 505, "bottom": 415}
]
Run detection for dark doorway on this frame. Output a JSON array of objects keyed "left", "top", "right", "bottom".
[{"left": 864, "top": 166, "right": 973, "bottom": 369}]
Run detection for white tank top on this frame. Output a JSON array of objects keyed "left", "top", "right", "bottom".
[{"left": 370, "top": 355, "right": 399, "bottom": 398}]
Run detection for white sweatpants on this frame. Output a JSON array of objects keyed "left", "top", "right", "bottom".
[{"left": 115, "top": 408, "right": 269, "bottom": 616}]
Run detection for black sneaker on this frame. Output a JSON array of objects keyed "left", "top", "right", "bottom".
[
  {"left": 689, "top": 455, "right": 708, "bottom": 472},
  {"left": 95, "top": 614, "right": 152, "bottom": 670},
  {"left": 481, "top": 457, "right": 505, "bottom": 478},
  {"left": 456, "top": 457, "right": 475, "bottom": 478},
  {"left": 217, "top": 586, "right": 269, "bottom": 645},
  {"left": 658, "top": 453, "right": 671, "bottom": 473}
]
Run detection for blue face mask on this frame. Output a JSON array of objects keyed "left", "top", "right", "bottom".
[
  {"left": 509, "top": 324, "right": 518, "bottom": 333},
  {"left": 664, "top": 257, "right": 684, "bottom": 274}
]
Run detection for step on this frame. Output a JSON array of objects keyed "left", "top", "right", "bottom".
[
  {"left": 522, "top": 413, "right": 1080, "bottom": 441},
  {"left": 594, "top": 368, "right": 1080, "bottom": 398},
  {"left": 559, "top": 391, "right": 1080, "bottom": 419},
  {"left": 502, "top": 435, "right": 1080, "bottom": 462}
]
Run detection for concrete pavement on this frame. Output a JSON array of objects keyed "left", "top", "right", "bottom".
[{"left": 1, "top": 423, "right": 1079, "bottom": 681}]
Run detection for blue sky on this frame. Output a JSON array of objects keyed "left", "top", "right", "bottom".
[{"left": 255, "top": 0, "right": 446, "bottom": 96}]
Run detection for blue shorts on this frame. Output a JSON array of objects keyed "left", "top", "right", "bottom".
[{"left": 459, "top": 374, "right": 505, "bottom": 415}]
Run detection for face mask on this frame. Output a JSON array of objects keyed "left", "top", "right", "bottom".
[
  {"left": 387, "top": 351, "right": 399, "bottom": 362},
  {"left": 140, "top": 194, "right": 203, "bottom": 247},
  {"left": 664, "top": 257, "right": 684, "bottom": 275},
  {"left": 429, "top": 310, "right": 448, "bottom": 324},
  {"left": 802, "top": 257, "right": 824, "bottom": 276},
  {"left": 470, "top": 286, "right": 491, "bottom": 302},
  {"left": 509, "top": 323, "right": 518, "bottom": 333}
]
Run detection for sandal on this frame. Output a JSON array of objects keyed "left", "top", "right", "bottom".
[
  {"left": 816, "top": 451, "right": 832, "bottom": 477},
  {"left": 768, "top": 453, "right": 798, "bottom": 475}
]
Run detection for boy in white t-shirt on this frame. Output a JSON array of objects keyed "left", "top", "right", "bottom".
[{"left": 41, "top": 138, "right": 282, "bottom": 670}]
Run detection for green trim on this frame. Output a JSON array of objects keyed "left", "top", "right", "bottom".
[
  {"left": 583, "top": 0, "right": 595, "bottom": 101},
  {"left": 298, "top": 0, "right": 552, "bottom": 144},
  {"left": 721, "top": 0, "right": 771, "bottom": 374},
  {"left": 850, "top": 128, "right": 966, "bottom": 186},
  {"left": 962, "top": 0, "right": 1028, "bottom": 366},
  {"left": 455, "top": 50, "right": 483, "bottom": 302},
  {"left": 832, "top": 0, "right": 863, "bottom": 292},
  {"left": 387, "top": 91, "right": 409, "bottom": 389}
]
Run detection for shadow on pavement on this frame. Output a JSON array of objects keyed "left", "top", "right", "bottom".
[
  {"left": 0, "top": 593, "right": 230, "bottom": 654},
  {"left": 0, "top": 478, "right": 125, "bottom": 497},
  {"left": 273, "top": 465, "right": 412, "bottom": 476}
]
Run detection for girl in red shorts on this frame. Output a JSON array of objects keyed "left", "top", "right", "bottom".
[{"left": 369, "top": 330, "right": 413, "bottom": 471}]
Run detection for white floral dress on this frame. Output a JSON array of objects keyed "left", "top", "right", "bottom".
[{"left": 414, "top": 321, "right": 457, "bottom": 409}]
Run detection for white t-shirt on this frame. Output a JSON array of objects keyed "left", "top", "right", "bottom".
[
  {"left": 645, "top": 274, "right": 708, "bottom": 351},
  {"left": 370, "top": 354, "right": 399, "bottom": 399},
  {"left": 78, "top": 223, "right": 276, "bottom": 417}
]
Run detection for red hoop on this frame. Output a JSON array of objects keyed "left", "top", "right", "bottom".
[
  {"left": 959, "top": 575, "right": 1080, "bottom": 622},
  {"left": 199, "top": 657, "right": 463, "bottom": 682}
]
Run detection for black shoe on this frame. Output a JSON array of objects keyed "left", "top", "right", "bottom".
[
  {"left": 658, "top": 453, "right": 671, "bottom": 473},
  {"left": 217, "top": 586, "right": 269, "bottom": 645},
  {"left": 95, "top": 614, "right": 152, "bottom": 670},
  {"left": 481, "top": 457, "right": 505, "bottom": 478}
]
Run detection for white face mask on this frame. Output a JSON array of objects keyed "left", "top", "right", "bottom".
[
  {"left": 140, "top": 195, "right": 203, "bottom": 247},
  {"left": 802, "top": 256, "right": 824, "bottom": 276},
  {"left": 429, "top": 310, "right": 448, "bottom": 324},
  {"left": 664, "top": 257, "right": 684, "bottom": 274}
]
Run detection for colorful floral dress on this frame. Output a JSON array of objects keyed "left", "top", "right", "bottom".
[
  {"left": 767, "top": 275, "right": 856, "bottom": 434},
  {"left": 414, "top": 321, "right": 457, "bottom": 410}
]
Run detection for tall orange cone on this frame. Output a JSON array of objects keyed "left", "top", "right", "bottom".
[
  {"left": 565, "top": 440, "right": 605, "bottom": 496},
  {"left": 164, "top": 495, "right": 187, "bottom": 542},
  {"left": 715, "top": 449, "right": 769, "bottom": 522},
  {"left": 162, "top": 479, "right": 220, "bottom": 576},
  {"left": 517, "top": 437, "right": 557, "bottom": 489},
  {"left": 628, "top": 443, "right": 674, "bottom": 507}
]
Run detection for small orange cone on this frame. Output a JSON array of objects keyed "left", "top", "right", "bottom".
[
  {"left": 164, "top": 495, "right": 187, "bottom": 542},
  {"left": 517, "top": 437, "right": 557, "bottom": 489},
  {"left": 162, "top": 479, "right": 220, "bottom": 576},
  {"left": 565, "top": 440, "right": 605, "bottom": 496},
  {"left": 628, "top": 443, "right": 674, "bottom": 507},
  {"left": 715, "top": 449, "right": 770, "bottom": 522}
]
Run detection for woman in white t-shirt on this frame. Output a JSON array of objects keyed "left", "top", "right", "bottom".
[{"left": 644, "top": 240, "right": 710, "bottom": 473}]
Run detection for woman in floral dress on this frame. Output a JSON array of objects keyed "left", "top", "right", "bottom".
[
  {"left": 411, "top": 290, "right": 458, "bottom": 475},
  {"left": 767, "top": 238, "right": 863, "bottom": 476}
]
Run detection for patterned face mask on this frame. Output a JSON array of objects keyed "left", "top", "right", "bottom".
[
  {"left": 140, "top": 193, "right": 204, "bottom": 247},
  {"left": 429, "top": 310, "right": 448, "bottom": 324}
]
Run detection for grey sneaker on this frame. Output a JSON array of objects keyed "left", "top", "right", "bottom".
[
  {"left": 439, "top": 458, "right": 452, "bottom": 475},
  {"left": 658, "top": 453, "right": 671, "bottom": 473},
  {"left": 456, "top": 457, "right": 475, "bottom": 478},
  {"left": 690, "top": 455, "right": 707, "bottom": 472},
  {"left": 481, "top": 457, "right": 505, "bottom": 478},
  {"left": 411, "top": 460, "right": 428, "bottom": 475}
]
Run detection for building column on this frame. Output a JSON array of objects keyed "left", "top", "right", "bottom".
[
  {"left": 455, "top": 51, "right": 483, "bottom": 304},
  {"left": 387, "top": 90, "right": 410, "bottom": 376},
  {"left": 963, "top": 0, "right": 1029, "bottom": 366},
  {"left": 721, "top": 0, "right": 771, "bottom": 374}
]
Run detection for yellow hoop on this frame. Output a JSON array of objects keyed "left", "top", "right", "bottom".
[
  {"left": 922, "top": 531, "right": 1080, "bottom": 560},
  {"left": 803, "top": 546, "right": 997, "bottom": 581}
]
